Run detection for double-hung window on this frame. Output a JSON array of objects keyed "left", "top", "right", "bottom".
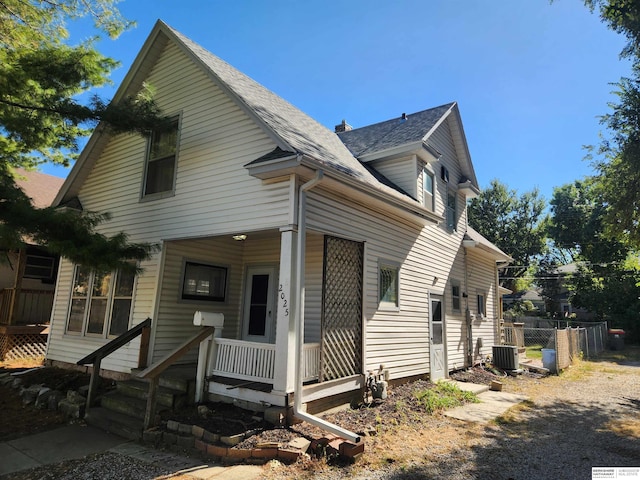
[
  {"left": 446, "top": 190, "right": 457, "bottom": 231},
  {"left": 143, "top": 117, "right": 179, "bottom": 198},
  {"left": 67, "top": 265, "right": 136, "bottom": 337},
  {"left": 423, "top": 169, "right": 435, "bottom": 211},
  {"left": 24, "top": 253, "right": 57, "bottom": 282},
  {"left": 477, "top": 292, "right": 486, "bottom": 318},
  {"left": 451, "top": 280, "right": 461, "bottom": 313},
  {"left": 379, "top": 261, "right": 399, "bottom": 309}
]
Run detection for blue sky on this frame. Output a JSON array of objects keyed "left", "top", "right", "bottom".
[{"left": 47, "top": 0, "right": 631, "bottom": 202}]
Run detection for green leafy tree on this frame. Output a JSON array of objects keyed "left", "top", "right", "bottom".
[
  {"left": 583, "top": 0, "right": 640, "bottom": 248},
  {"left": 1, "top": 0, "right": 165, "bottom": 271},
  {"left": 468, "top": 179, "right": 548, "bottom": 291},
  {"left": 548, "top": 179, "right": 640, "bottom": 341}
]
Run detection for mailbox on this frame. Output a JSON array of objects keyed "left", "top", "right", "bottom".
[{"left": 193, "top": 311, "right": 224, "bottom": 327}]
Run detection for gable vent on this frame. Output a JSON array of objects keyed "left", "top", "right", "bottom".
[{"left": 440, "top": 166, "right": 449, "bottom": 183}]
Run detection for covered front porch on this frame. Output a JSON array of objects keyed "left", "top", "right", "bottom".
[{"left": 152, "top": 226, "right": 365, "bottom": 409}]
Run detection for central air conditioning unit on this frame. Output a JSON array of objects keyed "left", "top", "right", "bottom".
[{"left": 492, "top": 345, "right": 519, "bottom": 370}]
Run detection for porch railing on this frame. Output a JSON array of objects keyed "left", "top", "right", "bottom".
[
  {"left": 209, "top": 339, "right": 321, "bottom": 384},
  {"left": 212, "top": 338, "right": 276, "bottom": 383},
  {"left": 138, "top": 325, "right": 216, "bottom": 428},
  {"left": 0, "top": 288, "right": 54, "bottom": 325},
  {"left": 303, "top": 342, "right": 321, "bottom": 382},
  {"left": 77, "top": 318, "right": 152, "bottom": 409},
  {"left": 0, "top": 289, "right": 15, "bottom": 324}
]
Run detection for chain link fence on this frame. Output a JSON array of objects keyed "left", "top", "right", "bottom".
[{"left": 502, "top": 321, "right": 608, "bottom": 373}]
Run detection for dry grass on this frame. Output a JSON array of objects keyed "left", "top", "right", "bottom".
[
  {"left": 605, "top": 417, "right": 640, "bottom": 439},
  {"left": 0, "top": 356, "right": 45, "bottom": 369},
  {"left": 260, "top": 348, "right": 640, "bottom": 479}
]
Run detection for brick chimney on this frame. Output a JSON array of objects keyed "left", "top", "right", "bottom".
[{"left": 335, "top": 119, "right": 352, "bottom": 133}]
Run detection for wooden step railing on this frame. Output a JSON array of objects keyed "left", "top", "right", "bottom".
[
  {"left": 77, "top": 317, "right": 151, "bottom": 408},
  {"left": 136, "top": 326, "right": 216, "bottom": 429}
]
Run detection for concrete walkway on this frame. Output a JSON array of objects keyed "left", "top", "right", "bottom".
[
  {"left": 444, "top": 380, "right": 529, "bottom": 423},
  {"left": 0, "top": 424, "right": 262, "bottom": 479}
]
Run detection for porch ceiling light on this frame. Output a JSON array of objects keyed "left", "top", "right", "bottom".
[{"left": 232, "top": 234, "right": 247, "bottom": 241}]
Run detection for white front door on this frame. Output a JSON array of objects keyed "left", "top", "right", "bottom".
[
  {"left": 242, "top": 266, "right": 276, "bottom": 343},
  {"left": 429, "top": 295, "right": 446, "bottom": 381}
]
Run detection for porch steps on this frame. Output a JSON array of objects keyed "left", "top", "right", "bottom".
[
  {"left": 84, "top": 366, "right": 196, "bottom": 441},
  {"left": 99, "top": 390, "right": 149, "bottom": 419},
  {"left": 84, "top": 406, "right": 145, "bottom": 441},
  {"left": 115, "top": 379, "right": 188, "bottom": 409}
]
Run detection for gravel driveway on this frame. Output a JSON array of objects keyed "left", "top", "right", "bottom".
[{"left": 262, "top": 350, "right": 640, "bottom": 480}]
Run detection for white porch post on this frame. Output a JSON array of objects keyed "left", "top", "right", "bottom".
[{"left": 272, "top": 226, "right": 297, "bottom": 394}]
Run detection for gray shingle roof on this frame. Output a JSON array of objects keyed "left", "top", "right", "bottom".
[
  {"left": 166, "top": 24, "right": 414, "bottom": 201},
  {"left": 337, "top": 103, "right": 455, "bottom": 157},
  {"left": 464, "top": 226, "right": 513, "bottom": 262}
]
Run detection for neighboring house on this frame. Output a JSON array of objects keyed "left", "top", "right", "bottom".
[
  {"left": 0, "top": 169, "right": 64, "bottom": 359},
  {"left": 545, "top": 263, "right": 594, "bottom": 320},
  {"left": 503, "top": 288, "right": 546, "bottom": 316},
  {"left": 46, "top": 21, "right": 511, "bottom": 417}
]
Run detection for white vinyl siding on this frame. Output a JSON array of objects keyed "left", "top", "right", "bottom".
[
  {"left": 466, "top": 248, "right": 498, "bottom": 362},
  {"left": 306, "top": 185, "right": 466, "bottom": 380},
  {"left": 428, "top": 119, "right": 464, "bottom": 232},
  {"left": 75, "top": 41, "right": 290, "bottom": 244},
  {"left": 152, "top": 238, "right": 241, "bottom": 364},
  {"left": 46, "top": 38, "right": 501, "bottom": 385},
  {"left": 370, "top": 156, "right": 418, "bottom": 198},
  {"left": 304, "top": 231, "right": 324, "bottom": 344},
  {"left": 48, "top": 41, "right": 290, "bottom": 373}
]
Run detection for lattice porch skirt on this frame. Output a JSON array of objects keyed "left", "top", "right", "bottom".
[{"left": 0, "top": 326, "right": 49, "bottom": 361}]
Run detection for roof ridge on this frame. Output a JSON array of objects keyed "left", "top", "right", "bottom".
[{"left": 346, "top": 102, "right": 456, "bottom": 133}]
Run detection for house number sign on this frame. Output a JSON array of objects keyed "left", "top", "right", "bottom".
[{"left": 278, "top": 284, "right": 289, "bottom": 317}]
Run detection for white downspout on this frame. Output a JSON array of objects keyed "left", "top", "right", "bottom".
[
  {"left": 293, "top": 169, "right": 361, "bottom": 444},
  {"left": 463, "top": 246, "right": 473, "bottom": 367}
]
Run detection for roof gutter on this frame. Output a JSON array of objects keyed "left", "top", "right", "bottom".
[{"left": 293, "top": 168, "right": 361, "bottom": 444}]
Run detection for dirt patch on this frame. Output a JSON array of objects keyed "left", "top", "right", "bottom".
[
  {"left": 449, "top": 365, "right": 503, "bottom": 384},
  {"left": 0, "top": 359, "right": 70, "bottom": 441},
  {"left": 0, "top": 358, "right": 117, "bottom": 442}
]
